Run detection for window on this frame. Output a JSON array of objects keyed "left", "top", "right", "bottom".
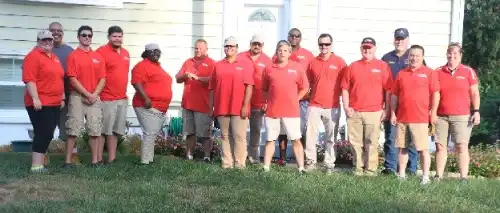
[
  {"left": 0, "top": 57, "right": 25, "bottom": 110},
  {"left": 248, "top": 9, "right": 277, "bottom": 22}
]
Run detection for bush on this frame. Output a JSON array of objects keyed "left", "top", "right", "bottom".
[
  {"left": 317, "top": 140, "right": 354, "bottom": 166},
  {"left": 0, "top": 144, "right": 12, "bottom": 152},
  {"left": 430, "top": 143, "right": 500, "bottom": 178}
]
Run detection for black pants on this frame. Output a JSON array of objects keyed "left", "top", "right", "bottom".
[{"left": 26, "top": 106, "right": 61, "bottom": 153}]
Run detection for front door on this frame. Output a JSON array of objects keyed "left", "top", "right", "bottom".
[{"left": 238, "top": 4, "right": 284, "bottom": 56}]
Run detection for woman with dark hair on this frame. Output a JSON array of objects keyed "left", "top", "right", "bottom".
[
  {"left": 23, "top": 29, "right": 65, "bottom": 173},
  {"left": 131, "top": 43, "right": 173, "bottom": 165}
]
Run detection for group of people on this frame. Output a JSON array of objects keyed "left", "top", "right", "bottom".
[{"left": 23, "top": 22, "right": 480, "bottom": 185}]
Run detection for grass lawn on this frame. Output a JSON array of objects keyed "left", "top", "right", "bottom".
[{"left": 0, "top": 153, "right": 499, "bottom": 213}]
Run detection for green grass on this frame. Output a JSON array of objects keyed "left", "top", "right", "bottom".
[{"left": 0, "top": 153, "right": 499, "bottom": 213}]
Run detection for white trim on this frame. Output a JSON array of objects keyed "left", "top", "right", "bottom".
[
  {"left": 221, "top": 0, "right": 291, "bottom": 58},
  {"left": 0, "top": 110, "right": 30, "bottom": 124},
  {"left": 450, "top": 0, "right": 466, "bottom": 43},
  {"left": 122, "top": 0, "right": 146, "bottom": 3},
  {"left": 19, "top": 0, "right": 123, "bottom": 8},
  {"left": 0, "top": 81, "right": 24, "bottom": 86}
]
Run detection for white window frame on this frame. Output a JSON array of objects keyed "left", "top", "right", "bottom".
[{"left": 0, "top": 52, "right": 29, "bottom": 124}]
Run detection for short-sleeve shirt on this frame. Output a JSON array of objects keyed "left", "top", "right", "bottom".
[
  {"left": 131, "top": 59, "right": 173, "bottom": 112},
  {"left": 66, "top": 48, "right": 106, "bottom": 94},
  {"left": 262, "top": 61, "right": 309, "bottom": 117},
  {"left": 176, "top": 56, "right": 215, "bottom": 114},
  {"left": 307, "top": 53, "right": 347, "bottom": 108},
  {"left": 208, "top": 58, "right": 254, "bottom": 117},
  {"left": 391, "top": 66, "right": 440, "bottom": 123},
  {"left": 22, "top": 48, "right": 64, "bottom": 107},
  {"left": 237, "top": 51, "right": 272, "bottom": 109},
  {"left": 96, "top": 44, "right": 131, "bottom": 101},
  {"left": 436, "top": 64, "right": 478, "bottom": 116}
]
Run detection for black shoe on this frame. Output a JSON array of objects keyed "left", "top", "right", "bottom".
[
  {"left": 87, "top": 163, "right": 99, "bottom": 168},
  {"left": 104, "top": 159, "right": 116, "bottom": 165},
  {"left": 203, "top": 157, "right": 211, "bottom": 163},
  {"left": 381, "top": 169, "right": 397, "bottom": 175},
  {"left": 460, "top": 178, "right": 469, "bottom": 184},
  {"left": 61, "top": 163, "right": 75, "bottom": 169}
]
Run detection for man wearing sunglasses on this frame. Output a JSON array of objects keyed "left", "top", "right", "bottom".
[
  {"left": 64, "top": 25, "right": 106, "bottom": 168},
  {"left": 304, "top": 33, "right": 347, "bottom": 173},
  {"left": 274, "top": 28, "right": 314, "bottom": 166},
  {"left": 237, "top": 34, "right": 272, "bottom": 164}
]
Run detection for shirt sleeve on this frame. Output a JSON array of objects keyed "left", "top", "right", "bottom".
[
  {"left": 208, "top": 65, "right": 217, "bottom": 90},
  {"left": 297, "top": 65, "right": 309, "bottom": 90},
  {"left": 335, "top": 60, "right": 348, "bottom": 96},
  {"left": 261, "top": 66, "right": 270, "bottom": 92},
  {"left": 22, "top": 52, "right": 40, "bottom": 84},
  {"left": 429, "top": 70, "right": 440, "bottom": 92},
  {"left": 242, "top": 62, "right": 254, "bottom": 86},
  {"left": 98, "top": 55, "right": 106, "bottom": 79},
  {"left": 467, "top": 67, "right": 479, "bottom": 86},
  {"left": 340, "top": 64, "right": 352, "bottom": 90},
  {"left": 391, "top": 74, "right": 401, "bottom": 96},
  {"left": 306, "top": 61, "right": 314, "bottom": 88},
  {"left": 66, "top": 53, "right": 78, "bottom": 78},
  {"left": 131, "top": 62, "right": 146, "bottom": 84},
  {"left": 382, "top": 63, "right": 393, "bottom": 91}
]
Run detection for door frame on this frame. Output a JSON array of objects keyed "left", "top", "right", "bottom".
[{"left": 221, "top": 0, "right": 291, "bottom": 58}]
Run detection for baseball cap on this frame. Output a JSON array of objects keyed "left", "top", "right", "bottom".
[
  {"left": 394, "top": 28, "right": 409, "bottom": 39},
  {"left": 224, "top": 36, "right": 238, "bottom": 46},
  {"left": 250, "top": 34, "right": 264, "bottom": 44},
  {"left": 37, "top": 29, "right": 54, "bottom": 40},
  {"left": 361, "top": 37, "right": 376, "bottom": 48},
  {"left": 145, "top": 43, "right": 160, "bottom": 51}
]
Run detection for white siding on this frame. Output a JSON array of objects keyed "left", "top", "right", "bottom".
[
  {"left": 0, "top": 0, "right": 223, "bottom": 144},
  {"left": 289, "top": 0, "right": 320, "bottom": 55},
  {"left": 320, "top": 0, "right": 452, "bottom": 68}
]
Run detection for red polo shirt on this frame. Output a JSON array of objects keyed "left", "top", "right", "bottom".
[
  {"left": 392, "top": 66, "right": 440, "bottom": 123},
  {"left": 262, "top": 61, "right": 308, "bottom": 117},
  {"left": 131, "top": 59, "right": 173, "bottom": 112},
  {"left": 436, "top": 64, "right": 478, "bottom": 116},
  {"left": 208, "top": 58, "right": 254, "bottom": 117},
  {"left": 176, "top": 56, "right": 215, "bottom": 114},
  {"left": 341, "top": 59, "right": 393, "bottom": 112},
  {"left": 237, "top": 51, "right": 272, "bottom": 109},
  {"left": 273, "top": 47, "right": 314, "bottom": 100},
  {"left": 96, "top": 44, "right": 130, "bottom": 101},
  {"left": 67, "top": 47, "right": 106, "bottom": 93},
  {"left": 307, "top": 53, "right": 347, "bottom": 108},
  {"left": 22, "top": 48, "right": 64, "bottom": 107}
]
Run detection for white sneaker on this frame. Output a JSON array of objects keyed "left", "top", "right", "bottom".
[
  {"left": 186, "top": 154, "right": 193, "bottom": 160},
  {"left": 421, "top": 177, "right": 431, "bottom": 185},
  {"left": 397, "top": 175, "right": 407, "bottom": 180},
  {"left": 263, "top": 165, "right": 270, "bottom": 172}
]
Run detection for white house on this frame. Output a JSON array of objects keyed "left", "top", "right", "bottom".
[{"left": 0, "top": 0, "right": 465, "bottom": 145}]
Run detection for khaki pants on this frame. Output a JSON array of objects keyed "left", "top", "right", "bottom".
[
  {"left": 435, "top": 115, "right": 472, "bottom": 145},
  {"left": 248, "top": 109, "right": 264, "bottom": 162},
  {"left": 66, "top": 92, "right": 102, "bottom": 137},
  {"left": 347, "top": 110, "right": 382, "bottom": 172},
  {"left": 135, "top": 107, "right": 166, "bottom": 164},
  {"left": 217, "top": 116, "right": 249, "bottom": 168},
  {"left": 101, "top": 99, "right": 128, "bottom": 135},
  {"left": 304, "top": 106, "right": 340, "bottom": 168}
]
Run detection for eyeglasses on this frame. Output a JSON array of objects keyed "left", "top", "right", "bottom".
[
  {"left": 79, "top": 34, "right": 93, "bottom": 38},
  {"left": 149, "top": 49, "right": 162, "bottom": 54},
  {"left": 288, "top": 34, "right": 301, "bottom": 38},
  {"left": 318, "top": 43, "right": 331, "bottom": 47}
]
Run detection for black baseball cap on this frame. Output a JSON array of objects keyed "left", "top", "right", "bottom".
[{"left": 394, "top": 28, "right": 409, "bottom": 39}]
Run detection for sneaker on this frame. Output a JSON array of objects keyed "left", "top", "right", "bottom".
[
  {"left": 381, "top": 169, "right": 397, "bottom": 176},
  {"left": 460, "top": 178, "right": 469, "bottom": 184},
  {"left": 263, "top": 165, "right": 270, "bottom": 172},
  {"left": 71, "top": 154, "right": 82, "bottom": 165},
  {"left": 203, "top": 157, "right": 211, "bottom": 163},
  {"left": 325, "top": 167, "right": 334, "bottom": 175},
  {"left": 420, "top": 177, "right": 431, "bottom": 185},
  {"left": 61, "top": 163, "right": 75, "bottom": 169},
  {"left": 352, "top": 170, "right": 364, "bottom": 176},
  {"left": 364, "top": 170, "right": 378, "bottom": 177},
  {"left": 304, "top": 163, "right": 316, "bottom": 172},
  {"left": 248, "top": 157, "right": 259, "bottom": 164},
  {"left": 276, "top": 158, "right": 286, "bottom": 166},
  {"left": 186, "top": 154, "right": 193, "bottom": 160},
  {"left": 30, "top": 167, "right": 49, "bottom": 174},
  {"left": 87, "top": 163, "right": 99, "bottom": 168},
  {"left": 298, "top": 167, "right": 306, "bottom": 174},
  {"left": 433, "top": 175, "right": 443, "bottom": 182},
  {"left": 105, "top": 159, "right": 116, "bottom": 165}
]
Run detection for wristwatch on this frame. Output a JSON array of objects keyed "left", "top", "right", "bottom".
[{"left": 472, "top": 109, "right": 479, "bottom": 113}]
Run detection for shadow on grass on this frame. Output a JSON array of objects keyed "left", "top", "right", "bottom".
[{"left": 0, "top": 153, "right": 499, "bottom": 213}]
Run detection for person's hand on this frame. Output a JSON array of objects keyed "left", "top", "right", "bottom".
[
  {"left": 261, "top": 103, "right": 267, "bottom": 112},
  {"left": 344, "top": 106, "right": 354, "bottom": 118},
  {"left": 60, "top": 100, "right": 65, "bottom": 109},
  {"left": 144, "top": 97, "right": 152, "bottom": 109},
  {"left": 381, "top": 109, "right": 390, "bottom": 121},
  {"left": 87, "top": 93, "right": 98, "bottom": 104},
  {"left": 471, "top": 111, "right": 481, "bottom": 125},
  {"left": 390, "top": 114, "right": 397, "bottom": 126},
  {"left": 430, "top": 112, "right": 438, "bottom": 124},
  {"left": 240, "top": 105, "right": 249, "bottom": 119},
  {"left": 33, "top": 98, "right": 42, "bottom": 111},
  {"left": 208, "top": 107, "right": 214, "bottom": 118}
]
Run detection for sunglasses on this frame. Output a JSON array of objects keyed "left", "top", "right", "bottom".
[
  {"left": 251, "top": 42, "right": 262, "bottom": 46},
  {"left": 224, "top": 45, "right": 236, "bottom": 48},
  {"left": 79, "top": 33, "right": 93, "bottom": 38},
  {"left": 289, "top": 34, "right": 301, "bottom": 38},
  {"left": 318, "top": 43, "right": 331, "bottom": 47},
  {"left": 41, "top": 38, "right": 53, "bottom": 42}
]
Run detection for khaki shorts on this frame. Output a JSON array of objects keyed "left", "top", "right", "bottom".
[
  {"left": 395, "top": 123, "right": 429, "bottom": 151},
  {"left": 265, "top": 117, "right": 301, "bottom": 141},
  {"left": 66, "top": 93, "right": 103, "bottom": 137},
  {"left": 182, "top": 109, "right": 213, "bottom": 138},
  {"left": 101, "top": 99, "right": 128, "bottom": 136},
  {"left": 435, "top": 115, "right": 472, "bottom": 145}
]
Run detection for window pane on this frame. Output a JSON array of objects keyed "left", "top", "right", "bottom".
[
  {"left": 0, "top": 85, "right": 25, "bottom": 109},
  {"left": 0, "top": 58, "right": 22, "bottom": 82}
]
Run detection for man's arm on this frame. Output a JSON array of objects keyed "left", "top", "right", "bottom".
[
  {"left": 93, "top": 78, "right": 106, "bottom": 96},
  {"left": 431, "top": 92, "right": 440, "bottom": 115},
  {"left": 470, "top": 84, "right": 480, "bottom": 110}
]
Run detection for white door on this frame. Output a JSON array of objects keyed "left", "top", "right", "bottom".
[{"left": 238, "top": 5, "right": 284, "bottom": 56}]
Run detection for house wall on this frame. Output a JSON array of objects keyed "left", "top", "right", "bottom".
[{"left": 0, "top": 0, "right": 223, "bottom": 144}]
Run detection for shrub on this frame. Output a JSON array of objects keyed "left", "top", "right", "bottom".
[
  {"left": 153, "top": 135, "right": 222, "bottom": 160},
  {"left": 47, "top": 139, "right": 65, "bottom": 153},
  {"left": 0, "top": 144, "right": 12, "bottom": 152},
  {"left": 317, "top": 140, "right": 354, "bottom": 166}
]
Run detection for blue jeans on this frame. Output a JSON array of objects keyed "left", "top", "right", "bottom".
[{"left": 383, "top": 121, "right": 419, "bottom": 173}]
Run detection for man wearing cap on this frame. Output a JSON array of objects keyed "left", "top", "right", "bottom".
[
  {"left": 304, "top": 33, "right": 347, "bottom": 173},
  {"left": 176, "top": 39, "right": 215, "bottom": 163},
  {"left": 96, "top": 26, "right": 130, "bottom": 164},
  {"left": 209, "top": 36, "right": 254, "bottom": 169},
  {"left": 274, "top": 28, "right": 315, "bottom": 166},
  {"left": 64, "top": 25, "right": 106, "bottom": 167},
  {"left": 237, "top": 34, "right": 272, "bottom": 164},
  {"left": 390, "top": 45, "right": 439, "bottom": 185},
  {"left": 381, "top": 28, "right": 419, "bottom": 175},
  {"left": 341, "top": 37, "right": 393, "bottom": 176},
  {"left": 48, "top": 22, "right": 82, "bottom": 166}
]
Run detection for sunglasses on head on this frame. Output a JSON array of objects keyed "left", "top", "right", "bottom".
[
  {"left": 79, "top": 33, "right": 93, "bottom": 38},
  {"left": 318, "top": 43, "right": 331, "bottom": 47}
]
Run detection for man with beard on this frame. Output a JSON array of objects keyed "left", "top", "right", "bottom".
[
  {"left": 64, "top": 25, "right": 106, "bottom": 168},
  {"left": 237, "top": 34, "right": 272, "bottom": 164},
  {"left": 273, "top": 28, "right": 314, "bottom": 166},
  {"left": 96, "top": 26, "right": 130, "bottom": 164},
  {"left": 48, "top": 22, "right": 82, "bottom": 166}
]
